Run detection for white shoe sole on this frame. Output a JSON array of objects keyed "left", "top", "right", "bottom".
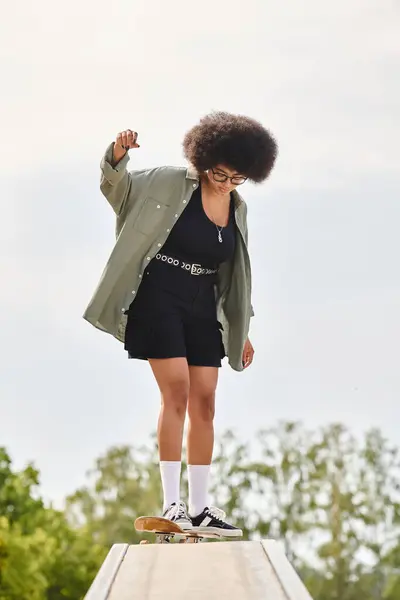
[
  {"left": 191, "top": 526, "right": 243, "bottom": 537},
  {"left": 175, "top": 520, "right": 193, "bottom": 530}
]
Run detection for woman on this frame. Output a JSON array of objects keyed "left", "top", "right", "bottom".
[{"left": 84, "top": 111, "right": 278, "bottom": 536}]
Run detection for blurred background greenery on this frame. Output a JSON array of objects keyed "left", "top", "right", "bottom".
[{"left": 1, "top": 421, "right": 400, "bottom": 599}]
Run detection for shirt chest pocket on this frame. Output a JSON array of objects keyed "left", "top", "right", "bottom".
[{"left": 133, "top": 197, "right": 170, "bottom": 236}]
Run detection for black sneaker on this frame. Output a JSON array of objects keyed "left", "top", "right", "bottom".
[
  {"left": 190, "top": 506, "right": 243, "bottom": 537},
  {"left": 163, "top": 501, "right": 192, "bottom": 530}
]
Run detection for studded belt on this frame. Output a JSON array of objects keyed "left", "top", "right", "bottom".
[{"left": 155, "top": 253, "right": 218, "bottom": 276}]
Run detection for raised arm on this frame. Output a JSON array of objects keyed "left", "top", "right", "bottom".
[{"left": 100, "top": 129, "right": 140, "bottom": 216}]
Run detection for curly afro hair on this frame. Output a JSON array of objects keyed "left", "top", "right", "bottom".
[{"left": 182, "top": 111, "right": 278, "bottom": 183}]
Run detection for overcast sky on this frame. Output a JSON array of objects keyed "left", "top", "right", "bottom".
[{"left": 1, "top": 0, "right": 399, "bottom": 508}]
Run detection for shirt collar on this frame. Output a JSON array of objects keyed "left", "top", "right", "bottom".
[{"left": 186, "top": 165, "right": 199, "bottom": 180}]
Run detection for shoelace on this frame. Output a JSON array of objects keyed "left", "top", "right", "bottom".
[
  {"left": 169, "top": 501, "right": 188, "bottom": 520},
  {"left": 206, "top": 506, "right": 226, "bottom": 522}
]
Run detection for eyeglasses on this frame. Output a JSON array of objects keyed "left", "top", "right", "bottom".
[{"left": 211, "top": 168, "right": 247, "bottom": 186}]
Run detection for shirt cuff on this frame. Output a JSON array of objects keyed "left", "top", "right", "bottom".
[{"left": 100, "top": 142, "right": 131, "bottom": 185}]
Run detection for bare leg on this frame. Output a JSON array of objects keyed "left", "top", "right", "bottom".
[
  {"left": 149, "top": 357, "right": 192, "bottom": 517},
  {"left": 187, "top": 366, "right": 218, "bottom": 464},
  {"left": 149, "top": 357, "right": 190, "bottom": 461},
  {"left": 186, "top": 366, "right": 219, "bottom": 515}
]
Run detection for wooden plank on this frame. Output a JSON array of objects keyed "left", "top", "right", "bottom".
[
  {"left": 261, "top": 540, "right": 313, "bottom": 600},
  {"left": 83, "top": 544, "right": 129, "bottom": 600},
  {"left": 107, "top": 541, "right": 291, "bottom": 599}
]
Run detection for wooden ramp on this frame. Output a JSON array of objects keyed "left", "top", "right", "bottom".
[{"left": 83, "top": 540, "right": 313, "bottom": 600}]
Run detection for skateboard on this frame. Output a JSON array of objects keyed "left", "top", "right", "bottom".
[{"left": 135, "top": 516, "right": 227, "bottom": 544}]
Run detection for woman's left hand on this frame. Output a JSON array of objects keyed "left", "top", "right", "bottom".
[{"left": 242, "top": 338, "right": 255, "bottom": 369}]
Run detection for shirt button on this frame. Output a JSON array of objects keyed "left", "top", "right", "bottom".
[
  {"left": 183, "top": 200, "right": 187, "bottom": 204},
  {"left": 146, "top": 256, "right": 151, "bottom": 260},
  {"left": 192, "top": 184, "right": 196, "bottom": 188},
  {"left": 132, "top": 290, "right": 136, "bottom": 294},
  {"left": 175, "top": 214, "right": 178, "bottom": 218},
  {"left": 157, "top": 205, "right": 161, "bottom": 208},
  {"left": 138, "top": 274, "right": 142, "bottom": 278},
  {"left": 167, "top": 229, "right": 170, "bottom": 233},
  {"left": 157, "top": 243, "right": 161, "bottom": 247}
]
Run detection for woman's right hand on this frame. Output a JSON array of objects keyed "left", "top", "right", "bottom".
[{"left": 113, "top": 129, "right": 140, "bottom": 163}]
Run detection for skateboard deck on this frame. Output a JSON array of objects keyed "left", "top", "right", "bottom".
[{"left": 135, "top": 516, "right": 227, "bottom": 544}]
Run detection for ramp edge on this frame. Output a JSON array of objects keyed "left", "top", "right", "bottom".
[
  {"left": 83, "top": 543, "right": 129, "bottom": 600},
  {"left": 261, "top": 540, "right": 313, "bottom": 600}
]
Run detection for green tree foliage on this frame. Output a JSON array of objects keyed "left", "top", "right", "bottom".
[
  {"left": 0, "top": 516, "right": 51, "bottom": 600},
  {"left": 0, "top": 449, "right": 43, "bottom": 532},
  {"left": 0, "top": 448, "right": 104, "bottom": 600},
  {"left": 66, "top": 439, "right": 162, "bottom": 547}
]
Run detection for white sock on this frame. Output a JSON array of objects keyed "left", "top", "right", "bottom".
[
  {"left": 160, "top": 461, "right": 181, "bottom": 512},
  {"left": 188, "top": 464, "right": 210, "bottom": 517}
]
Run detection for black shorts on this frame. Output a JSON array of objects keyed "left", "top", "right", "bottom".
[{"left": 124, "top": 262, "right": 225, "bottom": 367}]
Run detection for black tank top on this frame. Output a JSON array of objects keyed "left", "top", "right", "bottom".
[{"left": 160, "top": 183, "right": 236, "bottom": 268}]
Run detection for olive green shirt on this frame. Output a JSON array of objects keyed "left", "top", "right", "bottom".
[{"left": 83, "top": 142, "right": 254, "bottom": 372}]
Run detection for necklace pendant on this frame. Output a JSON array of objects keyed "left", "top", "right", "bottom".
[{"left": 218, "top": 231, "right": 223, "bottom": 243}]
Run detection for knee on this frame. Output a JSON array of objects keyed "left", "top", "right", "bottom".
[
  {"left": 188, "top": 391, "right": 215, "bottom": 423},
  {"left": 161, "top": 380, "right": 189, "bottom": 418}
]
